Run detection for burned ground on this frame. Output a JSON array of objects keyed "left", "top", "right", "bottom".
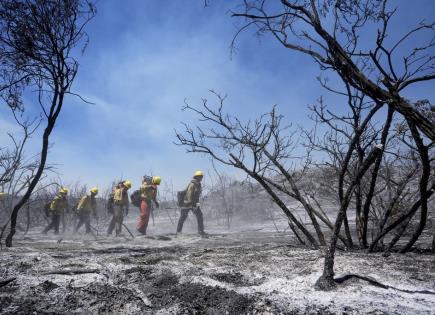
[{"left": 0, "top": 223, "right": 434, "bottom": 314}]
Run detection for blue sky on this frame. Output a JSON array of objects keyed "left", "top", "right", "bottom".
[{"left": 1, "top": 0, "right": 434, "bottom": 192}]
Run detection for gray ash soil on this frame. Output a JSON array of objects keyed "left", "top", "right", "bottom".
[{"left": 1, "top": 230, "right": 434, "bottom": 314}]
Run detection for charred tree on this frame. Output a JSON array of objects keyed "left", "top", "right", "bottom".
[
  {"left": 315, "top": 145, "right": 384, "bottom": 290},
  {"left": 0, "top": 0, "right": 96, "bottom": 247},
  {"left": 230, "top": 0, "right": 434, "bottom": 289}
]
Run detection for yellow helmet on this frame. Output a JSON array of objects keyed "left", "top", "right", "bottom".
[
  {"left": 194, "top": 170, "right": 204, "bottom": 177},
  {"left": 90, "top": 187, "right": 99, "bottom": 195},
  {"left": 0, "top": 192, "right": 6, "bottom": 198},
  {"left": 59, "top": 187, "right": 69, "bottom": 195},
  {"left": 123, "top": 180, "right": 132, "bottom": 189},
  {"left": 152, "top": 176, "right": 161, "bottom": 185}
]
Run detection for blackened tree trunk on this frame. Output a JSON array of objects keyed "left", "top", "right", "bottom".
[
  {"left": 315, "top": 146, "right": 383, "bottom": 290},
  {"left": 400, "top": 120, "right": 431, "bottom": 253},
  {"left": 6, "top": 91, "right": 63, "bottom": 247},
  {"left": 355, "top": 184, "right": 363, "bottom": 245},
  {"left": 361, "top": 106, "right": 394, "bottom": 247}
]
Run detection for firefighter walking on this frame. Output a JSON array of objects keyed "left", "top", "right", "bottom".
[
  {"left": 75, "top": 187, "right": 98, "bottom": 234},
  {"left": 176, "top": 171, "right": 205, "bottom": 236},
  {"left": 107, "top": 180, "right": 131, "bottom": 236},
  {"left": 137, "top": 176, "right": 161, "bottom": 235},
  {"left": 42, "top": 187, "right": 69, "bottom": 235}
]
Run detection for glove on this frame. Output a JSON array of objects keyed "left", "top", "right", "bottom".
[
  {"left": 155, "top": 201, "right": 160, "bottom": 209},
  {"left": 124, "top": 207, "right": 129, "bottom": 217}
]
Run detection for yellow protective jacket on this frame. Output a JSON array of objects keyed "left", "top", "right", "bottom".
[
  {"left": 77, "top": 195, "right": 97, "bottom": 214},
  {"left": 183, "top": 179, "right": 202, "bottom": 207},
  {"left": 49, "top": 194, "right": 68, "bottom": 213},
  {"left": 140, "top": 183, "right": 157, "bottom": 201},
  {"left": 113, "top": 186, "right": 129, "bottom": 207}
]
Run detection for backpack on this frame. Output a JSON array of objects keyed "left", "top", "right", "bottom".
[
  {"left": 177, "top": 189, "right": 187, "bottom": 207},
  {"left": 130, "top": 189, "right": 141, "bottom": 208}
]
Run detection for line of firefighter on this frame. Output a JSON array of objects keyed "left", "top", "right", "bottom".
[{"left": 40, "top": 170, "right": 206, "bottom": 237}]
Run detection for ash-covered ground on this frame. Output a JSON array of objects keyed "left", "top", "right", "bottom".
[{"left": 1, "top": 215, "right": 434, "bottom": 314}]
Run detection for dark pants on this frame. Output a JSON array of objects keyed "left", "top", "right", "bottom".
[
  {"left": 107, "top": 205, "right": 124, "bottom": 236},
  {"left": 43, "top": 213, "right": 61, "bottom": 234},
  {"left": 176, "top": 207, "right": 204, "bottom": 234},
  {"left": 75, "top": 213, "right": 91, "bottom": 233}
]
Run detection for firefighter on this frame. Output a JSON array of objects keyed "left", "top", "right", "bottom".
[
  {"left": 74, "top": 187, "right": 98, "bottom": 234},
  {"left": 42, "top": 187, "right": 69, "bottom": 235},
  {"left": 137, "top": 176, "right": 161, "bottom": 235},
  {"left": 176, "top": 171, "right": 205, "bottom": 236},
  {"left": 107, "top": 180, "right": 131, "bottom": 236}
]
